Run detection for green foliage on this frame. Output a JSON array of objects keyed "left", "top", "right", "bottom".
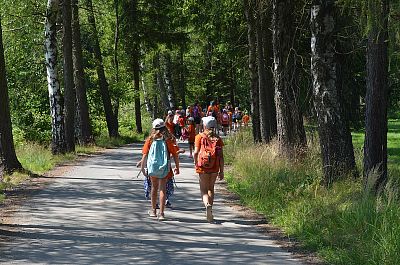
[{"left": 226, "top": 121, "right": 400, "bottom": 265}]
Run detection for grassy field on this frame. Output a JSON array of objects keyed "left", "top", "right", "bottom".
[
  {"left": 224, "top": 120, "right": 400, "bottom": 265},
  {"left": 352, "top": 119, "right": 400, "bottom": 176}
]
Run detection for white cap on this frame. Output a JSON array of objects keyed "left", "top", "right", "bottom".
[
  {"left": 202, "top": 116, "right": 217, "bottom": 129},
  {"left": 152, "top": 118, "right": 165, "bottom": 129},
  {"left": 167, "top": 110, "right": 173, "bottom": 116}
]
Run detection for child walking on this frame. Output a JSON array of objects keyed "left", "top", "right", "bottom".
[
  {"left": 140, "top": 118, "right": 180, "bottom": 221},
  {"left": 194, "top": 116, "right": 224, "bottom": 222}
]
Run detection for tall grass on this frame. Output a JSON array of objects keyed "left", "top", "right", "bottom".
[{"left": 225, "top": 125, "right": 400, "bottom": 265}]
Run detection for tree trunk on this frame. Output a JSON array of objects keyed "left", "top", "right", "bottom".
[
  {"left": 261, "top": 4, "right": 277, "bottom": 137},
  {"left": 311, "top": 0, "right": 356, "bottom": 186},
  {"left": 364, "top": 0, "right": 389, "bottom": 193},
  {"left": 85, "top": 0, "right": 119, "bottom": 138},
  {"left": 205, "top": 41, "right": 213, "bottom": 102},
  {"left": 244, "top": 0, "right": 261, "bottom": 143},
  {"left": 179, "top": 45, "right": 186, "bottom": 109},
  {"left": 152, "top": 73, "right": 160, "bottom": 118},
  {"left": 272, "top": 0, "right": 306, "bottom": 155},
  {"left": 163, "top": 52, "right": 177, "bottom": 110},
  {"left": 141, "top": 62, "right": 152, "bottom": 113},
  {"left": 132, "top": 47, "right": 142, "bottom": 133},
  {"left": 72, "top": 0, "right": 93, "bottom": 145},
  {"left": 229, "top": 61, "right": 236, "bottom": 107},
  {"left": 255, "top": 3, "right": 272, "bottom": 143},
  {"left": 114, "top": 0, "right": 120, "bottom": 85},
  {"left": 62, "top": 0, "right": 76, "bottom": 152},
  {"left": 154, "top": 53, "right": 169, "bottom": 111},
  {"left": 0, "top": 17, "right": 23, "bottom": 177},
  {"left": 112, "top": 0, "right": 121, "bottom": 131},
  {"left": 45, "top": 0, "right": 67, "bottom": 155},
  {"left": 152, "top": 95, "right": 158, "bottom": 119}
]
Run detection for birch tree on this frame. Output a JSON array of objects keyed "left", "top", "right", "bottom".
[
  {"left": 311, "top": 0, "right": 356, "bottom": 185},
  {"left": 163, "top": 52, "right": 177, "bottom": 110},
  {"left": 155, "top": 53, "right": 170, "bottom": 111},
  {"left": 45, "top": 0, "right": 67, "bottom": 154}
]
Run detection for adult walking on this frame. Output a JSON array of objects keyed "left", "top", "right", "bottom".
[
  {"left": 193, "top": 116, "right": 224, "bottom": 222},
  {"left": 192, "top": 101, "right": 203, "bottom": 134}
]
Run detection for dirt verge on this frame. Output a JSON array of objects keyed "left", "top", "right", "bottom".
[{"left": 216, "top": 181, "right": 325, "bottom": 265}]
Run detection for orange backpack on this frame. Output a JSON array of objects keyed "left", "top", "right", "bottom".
[{"left": 197, "top": 133, "right": 219, "bottom": 169}]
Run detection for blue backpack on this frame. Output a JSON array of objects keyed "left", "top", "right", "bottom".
[{"left": 147, "top": 139, "right": 170, "bottom": 178}]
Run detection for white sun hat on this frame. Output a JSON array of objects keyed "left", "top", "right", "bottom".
[{"left": 152, "top": 118, "right": 166, "bottom": 129}]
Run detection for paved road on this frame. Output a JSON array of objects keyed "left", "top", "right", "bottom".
[{"left": 0, "top": 143, "right": 302, "bottom": 265}]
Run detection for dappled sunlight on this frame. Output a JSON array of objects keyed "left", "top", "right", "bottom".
[{"left": 0, "top": 144, "right": 300, "bottom": 265}]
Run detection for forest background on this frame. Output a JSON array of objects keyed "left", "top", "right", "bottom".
[{"left": 0, "top": 0, "right": 400, "bottom": 264}]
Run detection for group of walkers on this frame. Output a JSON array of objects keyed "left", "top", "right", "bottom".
[
  {"left": 136, "top": 100, "right": 241, "bottom": 222},
  {"left": 167, "top": 100, "right": 250, "bottom": 139}
]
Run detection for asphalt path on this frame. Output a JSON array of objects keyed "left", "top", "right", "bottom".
[{"left": 0, "top": 142, "right": 302, "bottom": 265}]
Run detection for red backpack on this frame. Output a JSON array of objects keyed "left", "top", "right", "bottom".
[{"left": 197, "top": 133, "right": 219, "bottom": 169}]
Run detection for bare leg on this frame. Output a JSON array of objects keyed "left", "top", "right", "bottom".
[
  {"left": 189, "top": 143, "right": 193, "bottom": 157},
  {"left": 150, "top": 177, "right": 159, "bottom": 215},
  {"left": 199, "top": 173, "right": 218, "bottom": 222},
  {"left": 199, "top": 173, "right": 218, "bottom": 206},
  {"left": 158, "top": 177, "right": 167, "bottom": 216}
]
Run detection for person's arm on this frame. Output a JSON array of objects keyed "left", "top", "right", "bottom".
[
  {"left": 140, "top": 154, "right": 148, "bottom": 176},
  {"left": 173, "top": 154, "right": 180, "bottom": 175},
  {"left": 193, "top": 146, "right": 200, "bottom": 166},
  {"left": 218, "top": 149, "right": 224, "bottom": 180}
]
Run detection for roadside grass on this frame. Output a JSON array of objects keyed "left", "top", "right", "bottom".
[{"left": 224, "top": 120, "right": 400, "bottom": 265}]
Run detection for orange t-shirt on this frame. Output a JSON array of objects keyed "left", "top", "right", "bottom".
[
  {"left": 195, "top": 134, "right": 224, "bottom": 174},
  {"left": 243, "top": 115, "right": 250, "bottom": 123},
  {"left": 142, "top": 137, "right": 179, "bottom": 179},
  {"left": 207, "top": 105, "right": 219, "bottom": 114},
  {"left": 178, "top": 117, "right": 185, "bottom": 127},
  {"left": 187, "top": 124, "right": 196, "bottom": 143},
  {"left": 165, "top": 121, "right": 175, "bottom": 135}
]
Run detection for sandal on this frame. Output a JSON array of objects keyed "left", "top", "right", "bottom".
[
  {"left": 158, "top": 213, "right": 166, "bottom": 221},
  {"left": 148, "top": 209, "right": 157, "bottom": 217}
]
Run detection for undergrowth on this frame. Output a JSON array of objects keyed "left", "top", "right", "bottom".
[{"left": 225, "top": 125, "right": 400, "bottom": 265}]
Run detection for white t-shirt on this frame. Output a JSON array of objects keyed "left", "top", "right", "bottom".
[{"left": 173, "top": 114, "right": 180, "bottom": 124}]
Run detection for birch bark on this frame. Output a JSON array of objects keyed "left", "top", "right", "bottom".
[
  {"left": 311, "top": 0, "right": 356, "bottom": 185},
  {"left": 45, "top": 0, "right": 67, "bottom": 154}
]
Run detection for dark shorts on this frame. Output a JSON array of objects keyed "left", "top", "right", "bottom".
[
  {"left": 194, "top": 117, "right": 201, "bottom": 124},
  {"left": 222, "top": 124, "right": 229, "bottom": 128}
]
